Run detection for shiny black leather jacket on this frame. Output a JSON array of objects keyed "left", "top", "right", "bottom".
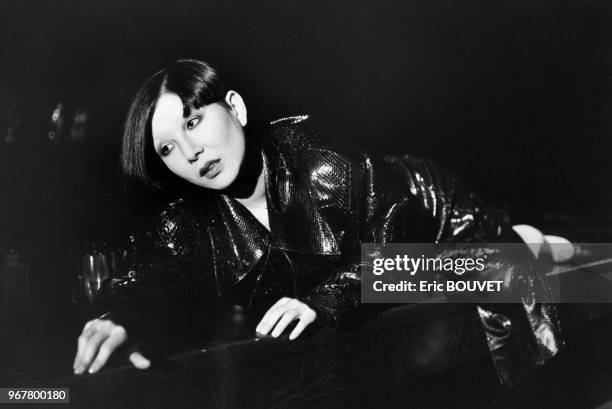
[{"left": 90, "top": 115, "right": 561, "bottom": 386}]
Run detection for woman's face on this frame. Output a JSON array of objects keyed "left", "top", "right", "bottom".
[{"left": 151, "top": 91, "right": 247, "bottom": 190}]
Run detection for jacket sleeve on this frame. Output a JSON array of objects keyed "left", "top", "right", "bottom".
[
  {"left": 304, "top": 151, "right": 516, "bottom": 324},
  {"left": 87, "top": 198, "right": 214, "bottom": 349},
  {"left": 303, "top": 151, "right": 562, "bottom": 387}
]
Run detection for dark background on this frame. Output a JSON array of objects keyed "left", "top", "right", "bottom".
[
  {"left": 0, "top": 1, "right": 611, "bottom": 393},
  {"left": 0, "top": 0, "right": 611, "bottom": 260}
]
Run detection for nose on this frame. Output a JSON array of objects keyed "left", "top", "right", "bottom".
[
  {"left": 181, "top": 134, "right": 203, "bottom": 164},
  {"left": 186, "top": 149, "right": 202, "bottom": 164}
]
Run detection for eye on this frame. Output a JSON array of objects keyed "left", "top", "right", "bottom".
[
  {"left": 159, "top": 143, "right": 173, "bottom": 157},
  {"left": 186, "top": 116, "right": 200, "bottom": 130}
]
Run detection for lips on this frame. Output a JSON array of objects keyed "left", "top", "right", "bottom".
[{"left": 199, "top": 159, "right": 222, "bottom": 179}]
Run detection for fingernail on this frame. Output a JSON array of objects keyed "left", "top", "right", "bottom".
[
  {"left": 88, "top": 365, "right": 98, "bottom": 374},
  {"left": 74, "top": 366, "right": 83, "bottom": 375}
]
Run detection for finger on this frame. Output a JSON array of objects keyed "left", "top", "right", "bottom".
[
  {"left": 271, "top": 309, "right": 299, "bottom": 338},
  {"left": 129, "top": 351, "right": 151, "bottom": 370},
  {"left": 77, "top": 324, "right": 112, "bottom": 374},
  {"left": 288, "top": 319, "right": 309, "bottom": 341},
  {"left": 256, "top": 297, "right": 291, "bottom": 333},
  {"left": 257, "top": 302, "right": 295, "bottom": 335},
  {"left": 74, "top": 321, "right": 98, "bottom": 364},
  {"left": 88, "top": 326, "right": 127, "bottom": 374},
  {"left": 289, "top": 308, "right": 317, "bottom": 341},
  {"left": 74, "top": 321, "right": 101, "bottom": 373}
]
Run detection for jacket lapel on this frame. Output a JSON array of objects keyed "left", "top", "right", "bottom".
[
  {"left": 263, "top": 143, "right": 342, "bottom": 256},
  {"left": 205, "top": 124, "right": 343, "bottom": 293},
  {"left": 205, "top": 194, "right": 270, "bottom": 293}
]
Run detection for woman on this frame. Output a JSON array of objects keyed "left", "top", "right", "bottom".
[{"left": 73, "top": 59, "right": 562, "bottom": 386}]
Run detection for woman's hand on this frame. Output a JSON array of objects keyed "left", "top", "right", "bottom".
[
  {"left": 255, "top": 297, "right": 317, "bottom": 340},
  {"left": 73, "top": 318, "right": 150, "bottom": 374}
]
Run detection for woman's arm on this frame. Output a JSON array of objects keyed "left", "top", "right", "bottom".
[
  {"left": 74, "top": 197, "right": 214, "bottom": 373},
  {"left": 298, "top": 151, "right": 521, "bottom": 327},
  {"left": 303, "top": 151, "right": 561, "bottom": 385}
]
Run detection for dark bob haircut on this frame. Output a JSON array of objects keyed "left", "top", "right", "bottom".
[{"left": 121, "top": 59, "right": 227, "bottom": 190}]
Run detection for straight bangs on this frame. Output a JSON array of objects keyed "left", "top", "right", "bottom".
[{"left": 163, "top": 59, "right": 227, "bottom": 116}]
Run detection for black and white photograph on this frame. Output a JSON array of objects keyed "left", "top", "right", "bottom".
[{"left": 1, "top": 1, "right": 612, "bottom": 408}]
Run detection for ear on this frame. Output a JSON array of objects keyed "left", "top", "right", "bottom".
[{"left": 224, "top": 90, "right": 247, "bottom": 126}]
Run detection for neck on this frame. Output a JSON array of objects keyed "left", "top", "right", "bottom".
[
  {"left": 219, "top": 131, "right": 265, "bottom": 201},
  {"left": 235, "top": 168, "right": 266, "bottom": 207}
]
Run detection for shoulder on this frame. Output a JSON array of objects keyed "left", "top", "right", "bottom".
[
  {"left": 266, "top": 115, "right": 367, "bottom": 169},
  {"left": 264, "top": 115, "right": 374, "bottom": 210}
]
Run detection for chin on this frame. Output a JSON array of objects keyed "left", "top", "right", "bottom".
[{"left": 204, "top": 171, "right": 238, "bottom": 191}]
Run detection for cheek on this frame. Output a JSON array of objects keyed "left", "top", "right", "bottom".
[
  {"left": 202, "top": 115, "right": 234, "bottom": 146},
  {"left": 229, "top": 132, "right": 244, "bottom": 154},
  {"left": 225, "top": 127, "right": 246, "bottom": 161},
  {"left": 162, "top": 157, "right": 190, "bottom": 179}
]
